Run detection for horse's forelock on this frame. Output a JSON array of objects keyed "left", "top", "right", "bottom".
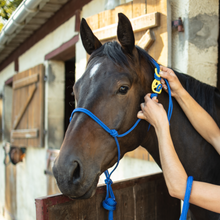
[
  {"left": 88, "top": 41, "right": 158, "bottom": 74},
  {"left": 88, "top": 41, "right": 130, "bottom": 67}
]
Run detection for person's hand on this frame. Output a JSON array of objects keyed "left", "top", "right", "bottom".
[
  {"left": 137, "top": 94, "right": 168, "bottom": 130},
  {"left": 160, "top": 66, "right": 184, "bottom": 98}
]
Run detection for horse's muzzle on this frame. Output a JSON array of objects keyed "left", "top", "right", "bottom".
[{"left": 52, "top": 157, "right": 100, "bottom": 198}]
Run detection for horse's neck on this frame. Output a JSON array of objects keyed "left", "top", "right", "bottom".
[
  {"left": 140, "top": 70, "right": 220, "bottom": 219},
  {"left": 176, "top": 71, "right": 220, "bottom": 125}
]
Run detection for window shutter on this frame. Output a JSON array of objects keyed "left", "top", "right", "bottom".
[{"left": 10, "top": 64, "right": 44, "bottom": 148}]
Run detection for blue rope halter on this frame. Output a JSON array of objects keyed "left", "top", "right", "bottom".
[
  {"left": 69, "top": 58, "right": 192, "bottom": 220},
  {"left": 69, "top": 108, "right": 141, "bottom": 220}
]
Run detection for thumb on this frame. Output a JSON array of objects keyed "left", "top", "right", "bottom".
[
  {"left": 160, "top": 66, "right": 174, "bottom": 80},
  {"left": 159, "top": 70, "right": 169, "bottom": 80},
  {"left": 137, "top": 111, "right": 147, "bottom": 120}
]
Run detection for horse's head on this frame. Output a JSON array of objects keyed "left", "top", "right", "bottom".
[{"left": 53, "top": 13, "right": 156, "bottom": 199}]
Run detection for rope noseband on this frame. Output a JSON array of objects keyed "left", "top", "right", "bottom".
[{"left": 69, "top": 108, "right": 141, "bottom": 220}]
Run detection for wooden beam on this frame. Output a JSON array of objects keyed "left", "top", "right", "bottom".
[
  {"left": 35, "top": 173, "right": 180, "bottom": 220},
  {"left": 93, "top": 12, "right": 160, "bottom": 41},
  {"left": 42, "top": 4, "right": 62, "bottom": 12},
  {"left": 11, "top": 129, "right": 39, "bottom": 139},
  {"left": 98, "top": 10, "right": 114, "bottom": 28},
  {"left": 86, "top": 14, "right": 99, "bottom": 30},
  {"left": 137, "top": 29, "right": 155, "bottom": 50},
  {"left": 13, "top": 84, "right": 37, "bottom": 130},
  {"left": 14, "top": 58, "right": 19, "bottom": 72},
  {"left": 133, "top": 0, "right": 146, "bottom": 17},
  {"left": 45, "top": 35, "right": 78, "bottom": 61},
  {"left": 114, "top": 2, "right": 133, "bottom": 21},
  {"left": 13, "top": 73, "right": 39, "bottom": 90},
  {"left": 75, "top": 9, "right": 81, "bottom": 32},
  {"left": 5, "top": 76, "right": 13, "bottom": 86}
]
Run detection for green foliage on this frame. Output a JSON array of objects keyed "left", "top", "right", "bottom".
[
  {"left": 0, "top": 0, "right": 22, "bottom": 31},
  {"left": 0, "top": 22, "right": 3, "bottom": 30}
]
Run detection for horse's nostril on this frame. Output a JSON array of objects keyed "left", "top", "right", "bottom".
[
  {"left": 74, "top": 162, "right": 80, "bottom": 180},
  {"left": 70, "top": 161, "right": 81, "bottom": 183}
]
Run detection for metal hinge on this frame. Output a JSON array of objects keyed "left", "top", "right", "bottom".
[{"left": 172, "top": 17, "right": 184, "bottom": 32}]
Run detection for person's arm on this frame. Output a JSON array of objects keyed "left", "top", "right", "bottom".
[
  {"left": 137, "top": 94, "right": 220, "bottom": 213},
  {"left": 160, "top": 66, "right": 220, "bottom": 155}
]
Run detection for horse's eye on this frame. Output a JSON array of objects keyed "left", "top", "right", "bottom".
[{"left": 118, "top": 86, "right": 129, "bottom": 95}]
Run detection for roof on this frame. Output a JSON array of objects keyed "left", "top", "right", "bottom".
[{"left": 0, "top": 0, "right": 69, "bottom": 64}]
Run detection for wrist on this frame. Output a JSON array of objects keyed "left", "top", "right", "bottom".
[
  {"left": 154, "top": 118, "right": 169, "bottom": 136},
  {"left": 174, "top": 86, "right": 187, "bottom": 100}
]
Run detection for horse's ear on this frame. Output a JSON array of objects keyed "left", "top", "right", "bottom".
[
  {"left": 117, "top": 13, "right": 135, "bottom": 55},
  {"left": 80, "top": 18, "right": 102, "bottom": 55}
]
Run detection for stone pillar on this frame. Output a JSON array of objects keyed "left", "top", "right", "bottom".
[{"left": 187, "top": 0, "right": 219, "bottom": 86}]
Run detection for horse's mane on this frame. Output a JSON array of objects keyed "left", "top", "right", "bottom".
[
  {"left": 175, "top": 71, "right": 220, "bottom": 123},
  {"left": 136, "top": 45, "right": 220, "bottom": 121}
]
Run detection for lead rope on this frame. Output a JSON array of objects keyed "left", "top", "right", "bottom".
[
  {"left": 148, "top": 59, "right": 193, "bottom": 219},
  {"left": 148, "top": 58, "right": 173, "bottom": 123},
  {"left": 179, "top": 176, "right": 194, "bottom": 220},
  {"left": 69, "top": 60, "right": 192, "bottom": 220}
]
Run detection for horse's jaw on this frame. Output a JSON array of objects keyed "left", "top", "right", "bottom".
[{"left": 56, "top": 171, "right": 100, "bottom": 199}]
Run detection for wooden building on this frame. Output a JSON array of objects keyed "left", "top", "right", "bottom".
[{"left": 0, "top": 0, "right": 219, "bottom": 219}]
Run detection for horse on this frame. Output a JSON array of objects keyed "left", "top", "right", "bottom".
[{"left": 53, "top": 13, "right": 220, "bottom": 220}]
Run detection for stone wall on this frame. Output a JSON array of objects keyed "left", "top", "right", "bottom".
[{"left": 170, "top": 0, "right": 219, "bottom": 86}]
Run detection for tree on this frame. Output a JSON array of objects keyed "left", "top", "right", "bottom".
[{"left": 0, "top": 0, "right": 22, "bottom": 31}]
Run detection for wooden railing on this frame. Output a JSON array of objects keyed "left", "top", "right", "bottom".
[{"left": 35, "top": 173, "right": 180, "bottom": 220}]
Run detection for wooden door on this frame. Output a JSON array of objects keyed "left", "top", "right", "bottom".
[
  {"left": 5, "top": 158, "right": 17, "bottom": 220},
  {"left": 10, "top": 64, "right": 44, "bottom": 148},
  {"left": 3, "top": 83, "right": 17, "bottom": 220}
]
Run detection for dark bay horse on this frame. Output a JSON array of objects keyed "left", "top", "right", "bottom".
[{"left": 53, "top": 13, "right": 220, "bottom": 220}]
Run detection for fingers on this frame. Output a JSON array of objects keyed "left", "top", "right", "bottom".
[
  {"left": 160, "top": 65, "right": 170, "bottom": 72},
  {"left": 137, "top": 110, "right": 147, "bottom": 120},
  {"left": 144, "top": 93, "right": 151, "bottom": 102},
  {"left": 159, "top": 70, "right": 169, "bottom": 79},
  {"left": 144, "top": 94, "right": 159, "bottom": 103},
  {"left": 152, "top": 96, "right": 159, "bottom": 103},
  {"left": 144, "top": 93, "right": 158, "bottom": 103},
  {"left": 161, "top": 78, "right": 165, "bottom": 84},
  {"left": 159, "top": 65, "right": 175, "bottom": 80},
  {"left": 161, "top": 79, "right": 167, "bottom": 90}
]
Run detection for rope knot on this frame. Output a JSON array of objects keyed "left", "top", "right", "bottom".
[
  {"left": 105, "top": 178, "right": 113, "bottom": 185},
  {"left": 102, "top": 198, "right": 117, "bottom": 211},
  {"left": 154, "top": 72, "right": 161, "bottom": 81},
  {"left": 110, "top": 129, "right": 118, "bottom": 138}
]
